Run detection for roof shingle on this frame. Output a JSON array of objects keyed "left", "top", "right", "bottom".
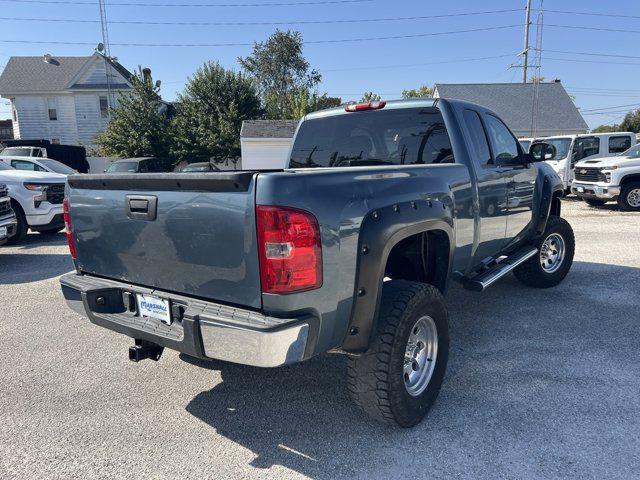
[
  {"left": 241, "top": 120, "right": 298, "bottom": 139},
  {"left": 434, "top": 82, "right": 589, "bottom": 136}
]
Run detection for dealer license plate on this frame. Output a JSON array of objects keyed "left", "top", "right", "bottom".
[{"left": 136, "top": 294, "right": 171, "bottom": 325}]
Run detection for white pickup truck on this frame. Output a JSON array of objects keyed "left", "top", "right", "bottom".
[
  {"left": 0, "top": 183, "right": 17, "bottom": 245},
  {"left": 0, "top": 162, "right": 67, "bottom": 243},
  {"left": 571, "top": 143, "right": 640, "bottom": 211},
  {"left": 532, "top": 132, "right": 636, "bottom": 192}
]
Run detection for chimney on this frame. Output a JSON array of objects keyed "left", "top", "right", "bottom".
[
  {"left": 142, "top": 68, "right": 152, "bottom": 84},
  {"left": 554, "top": 78, "right": 561, "bottom": 83},
  {"left": 43, "top": 53, "right": 52, "bottom": 64}
]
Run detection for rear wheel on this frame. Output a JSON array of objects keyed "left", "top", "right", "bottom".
[
  {"left": 6, "top": 201, "right": 27, "bottom": 245},
  {"left": 514, "top": 215, "right": 575, "bottom": 288},
  {"left": 347, "top": 280, "right": 449, "bottom": 427},
  {"left": 585, "top": 198, "right": 606, "bottom": 207},
  {"left": 617, "top": 182, "right": 640, "bottom": 212}
]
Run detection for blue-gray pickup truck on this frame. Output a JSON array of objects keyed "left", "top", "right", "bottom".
[{"left": 60, "top": 99, "right": 574, "bottom": 427}]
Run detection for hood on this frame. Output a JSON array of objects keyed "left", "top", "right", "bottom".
[
  {"left": 0, "top": 169, "right": 67, "bottom": 183},
  {"left": 575, "top": 155, "right": 640, "bottom": 169}
]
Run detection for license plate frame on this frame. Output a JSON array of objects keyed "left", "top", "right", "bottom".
[{"left": 136, "top": 293, "right": 172, "bottom": 325}]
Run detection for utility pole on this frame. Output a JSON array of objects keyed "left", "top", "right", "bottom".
[
  {"left": 98, "top": 0, "right": 113, "bottom": 119},
  {"left": 522, "top": 0, "right": 532, "bottom": 83}
]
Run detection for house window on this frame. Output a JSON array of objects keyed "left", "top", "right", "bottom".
[
  {"left": 99, "top": 96, "right": 109, "bottom": 118},
  {"left": 51, "top": 138, "right": 60, "bottom": 145},
  {"left": 47, "top": 98, "right": 57, "bottom": 121},
  {"left": 12, "top": 108, "right": 17, "bottom": 122}
]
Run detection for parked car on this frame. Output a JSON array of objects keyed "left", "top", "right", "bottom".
[
  {"left": 571, "top": 142, "right": 640, "bottom": 211},
  {"left": 0, "top": 140, "right": 89, "bottom": 173},
  {"left": 0, "top": 161, "right": 67, "bottom": 243},
  {"left": 532, "top": 132, "right": 636, "bottom": 192},
  {"left": 518, "top": 137, "right": 534, "bottom": 152},
  {"left": 180, "top": 162, "right": 220, "bottom": 172},
  {"left": 0, "top": 183, "right": 17, "bottom": 245},
  {"left": 1, "top": 156, "right": 77, "bottom": 175},
  {"left": 105, "top": 157, "right": 174, "bottom": 173},
  {"left": 60, "top": 98, "right": 573, "bottom": 427}
]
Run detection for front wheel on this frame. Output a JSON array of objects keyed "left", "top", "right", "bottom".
[
  {"left": 514, "top": 215, "right": 575, "bottom": 288},
  {"left": 347, "top": 280, "right": 449, "bottom": 427},
  {"left": 617, "top": 182, "right": 640, "bottom": 212},
  {"left": 6, "top": 201, "right": 27, "bottom": 245}
]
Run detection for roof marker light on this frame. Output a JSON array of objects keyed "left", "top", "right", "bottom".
[{"left": 345, "top": 100, "right": 386, "bottom": 112}]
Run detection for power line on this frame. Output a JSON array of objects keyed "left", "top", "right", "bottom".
[
  {"left": 0, "top": 25, "right": 522, "bottom": 47},
  {"left": 545, "top": 9, "right": 640, "bottom": 20},
  {"left": 0, "top": 0, "right": 373, "bottom": 5},
  {"left": 324, "top": 54, "right": 515, "bottom": 72},
  {"left": 545, "top": 57, "right": 640, "bottom": 67},
  {"left": 546, "top": 24, "right": 640, "bottom": 35},
  {"left": 0, "top": 9, "right": 522, "bottom": 26},
  {"left": 581, "top": 102, "right": 640, "bottom": 113},
  {"left": 542, "top": 49, "right": 640, "bottom": 60}
]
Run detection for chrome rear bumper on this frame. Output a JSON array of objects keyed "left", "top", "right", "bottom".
[{"left": 60, "top": 273, "right": 311, "bottom": 368}]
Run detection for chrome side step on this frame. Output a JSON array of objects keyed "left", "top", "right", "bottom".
[{"left": 463, "top": 247, "right": 538, "bottom": 292}]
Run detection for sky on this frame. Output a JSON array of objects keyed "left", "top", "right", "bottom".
[{"left": 1, "top": 0, "right": 639, "bottom": 129}]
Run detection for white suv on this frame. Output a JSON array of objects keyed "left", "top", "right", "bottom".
[
  {"left": 571, "top": 143, "right": 640, "bottom": 211},
  {"left": 0, "top": 162, "right": 67, "bottom": 243}
]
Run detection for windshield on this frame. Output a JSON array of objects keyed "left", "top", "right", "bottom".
[
  {"left": 0, "top": 161, "right": 14, "bottom": 170},
  {"left": 620, "top": 144, "right": 640, "bottom": 158},
  {"left": 537, "top": 138, "right": 572, "bottom": 160},
  {"left": 39, "top": 158, "right": 76, "bottom": 174},
  {"left": 183, "top": 163, "right": 213, "bottom": 172},
  {"left": 107, "top": 161, "right": 138, "bottom": 173},
  {"left": 1, "top": 147, "right": 33, "bottom": 157},
  {"left": 290, "top": 107, "right": 453, "bottom": 168}
]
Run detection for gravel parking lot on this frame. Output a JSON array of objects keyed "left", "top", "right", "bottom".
[{"left": 1, "top": 198, "right": 639, "bottom": 480}]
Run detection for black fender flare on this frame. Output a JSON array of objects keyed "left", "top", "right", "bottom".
[
  {"left": 530, "top": 167, "right": 564, "bottom": 239},
  {"left": 340, "top": 198, "right": 454, "bottom": 353}
]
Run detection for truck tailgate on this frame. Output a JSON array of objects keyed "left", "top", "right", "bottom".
[{"left": 67, "top": 172, "right": 262, "bottom": 309}]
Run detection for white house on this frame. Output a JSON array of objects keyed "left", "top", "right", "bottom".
[
  {"left": 240, "top": 120, "right": 298, "bottom": 169},
  {"left": 0, "top": 52, "right": 132, "bottom": 146}
]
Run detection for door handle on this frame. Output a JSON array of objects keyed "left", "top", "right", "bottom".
[{"left": 125, "top": 194, "right": 157, "bottom": 221}]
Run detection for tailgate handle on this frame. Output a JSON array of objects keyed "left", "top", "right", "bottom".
[{"left": 125, "top": 195, "right": 157, "bottom": 221}]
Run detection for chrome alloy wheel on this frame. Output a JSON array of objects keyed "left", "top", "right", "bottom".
[
  {"left": 540, "top": 233, "right": 566, "bottom": 273},
  {"left": 403, "top": 315, "right": 438, "bottom": 397},
  {"left": 627, "top": 188, "right": 640, "bottom": 208}
]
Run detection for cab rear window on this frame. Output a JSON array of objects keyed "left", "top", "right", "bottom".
[{"left": 289, "top": 107, "right": 453, "bottom": 168}]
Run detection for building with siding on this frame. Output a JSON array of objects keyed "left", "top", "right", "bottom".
[
  {"left": 240, "top": 119, "right": 298, "bottom": 169},
  {"left": 0, "top": 52, "right": 132, "bottom": 146},
  {"left": 433, "top": 81, "right": 589, "bottom": 138}
]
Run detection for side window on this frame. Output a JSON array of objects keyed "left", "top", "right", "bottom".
[
  {"left": 574, "top": 137, "right": 600, "bottom": 161},
  {"left": 11, "top": 160, "right": 36, "bottom": 171},
  {"left": 609, "top": 136, "right": 631, "bottom": 154},
  {"left": 483, "top": 114, "right": 520, "bottom": 165},
  {"left": 99, "top": 96, "right": 109, "bottom": 119},
  {"left": 463, "top": 109, "right": 492, "bottom": 167}
]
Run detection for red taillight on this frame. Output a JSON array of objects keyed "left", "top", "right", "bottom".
[
  {"left": 256, "top": 205, "right": 322, "bottom": 294},
  {"left": 345, "top": 100, "right": 386, "bottom": 112},
  {"left": 63, "top": 197, "right": 76, "bottom": 260}
]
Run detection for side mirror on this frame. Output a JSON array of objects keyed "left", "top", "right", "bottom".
[{"left": 529, "top": 142, "right": 557, "bottom": 162}]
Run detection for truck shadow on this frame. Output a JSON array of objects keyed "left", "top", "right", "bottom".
[
  {"left": 184, "top": 261, "right": 640, "bottom": 479},
  {"left": 0, "top": 252, "right": 73, "bottom": 284}
]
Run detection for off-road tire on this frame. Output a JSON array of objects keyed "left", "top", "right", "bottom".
[
  {"left": 584, "top": 198, "right": 606, "bottom": 207},
  {"left": 6, "top": 201, "right": 27, "bottom": 245},
  {"left": 617, "top": 182, "right": 640, "bottom": 212},
  {"left": 347, "top": 280, "right": 449, "bottom": 428},
  {"left": 514, "top": 215, "right": 575, "bottom": 288}
]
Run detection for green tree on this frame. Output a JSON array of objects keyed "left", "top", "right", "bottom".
[
  {"left": 620, "top": 109, "right": 640, "bottom": 133},
  {"left": 360, "top": 91, "right": 381, "bottom": 102},
  {"left": 171, "top": 62, "right": 262, "bottom": 164},
  {"left": 95, "top": 67, "right": 173, "bottom": 159},
  {"left": 402, "top": 85, "right": 434, "bottom": 99},
  {"left": 289, "top": 89, "right": 342, "bottom": 119},
  {"left": 591, "top": 124, "right": 619, "bottom": 133},
  {"left": 239, "top": 30, "right": 321, "bottom": 119}
]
